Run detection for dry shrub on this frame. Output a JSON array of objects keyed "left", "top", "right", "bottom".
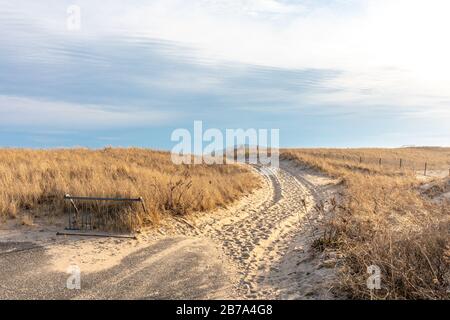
[
  {"left": 0, "top": 148, "right": 260, "bottom": 231},
  {"left": 282, "top": 149, "right": 449, "bottom": 300}
]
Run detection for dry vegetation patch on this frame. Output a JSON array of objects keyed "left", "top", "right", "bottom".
[
  {"left": 282, "top": 148, "right": 449, "bottom": 300},
  {"left": 0, "top": 148, "right": 260, "bottom": 231}
]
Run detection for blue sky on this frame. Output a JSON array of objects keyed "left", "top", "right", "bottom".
[{"left": 0, "top": 0, "right": 449, "bottom": 149}]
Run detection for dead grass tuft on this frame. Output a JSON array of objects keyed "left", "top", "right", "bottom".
[{"left": 282, "top": 148, "right": 449, "bottom": 300}]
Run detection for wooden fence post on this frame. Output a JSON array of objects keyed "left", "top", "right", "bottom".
[
  {"left": 424, "top": 162, "right": 427, "bottom": 176},
  {"left": 379, "top": 158, "right": 382, "bottom": 166},
  {"left": 399, "top": 159, "right": 402, "bottom": 169}
]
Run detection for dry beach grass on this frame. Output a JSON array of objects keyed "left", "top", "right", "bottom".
[
  {"left": 0, "top": 148, "right": 260, "bottom": 231},
  {"left": 282, "top": 148, "right": 449, "bottom": 299}
]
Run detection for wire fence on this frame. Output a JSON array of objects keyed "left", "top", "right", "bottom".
[{"left": 305, "top": 152, "right": 450, "bottom": 177}]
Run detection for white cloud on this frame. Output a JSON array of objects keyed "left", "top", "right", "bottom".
[
  {"left": 2, "top": 0, "right": 450, "bottom": 113},
  {"left": 0, "top": 96, "right": 174, "bottom": 129},
  {"left": 85, "top": 0, "right": 450, "bottom": 113}
]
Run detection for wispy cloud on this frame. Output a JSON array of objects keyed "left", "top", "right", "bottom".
[
  {"left": 0, "top": 95, "right": 174, "bottom": 129},
  {"left": 3, "top": 0, "right": 450, "bottom": 109},
  {"left": 0, "top": 0, "right": 449, "bottom": 147}
]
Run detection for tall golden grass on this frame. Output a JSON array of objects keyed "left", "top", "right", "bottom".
[
  {"left": 282, "top": 148, "right": 449, "bottom": 300},
  {"left": 296, "top": 147, "right": 450, "bottom": 172},
  {"left": 0, "top": 148, "right": 259, "bottom": 230}
]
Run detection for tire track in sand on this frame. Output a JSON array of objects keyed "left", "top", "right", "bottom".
[{"left": 198, "top": 160, "right": 336, "bottom": 299}]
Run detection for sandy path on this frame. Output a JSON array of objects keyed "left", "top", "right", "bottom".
[
  {"left": 0, "top": 237, "right": 236, "bottom": 299},
  {"left": 0, "top": 160, "right": 341, "bottom": 299},
  {"left": 193, "top": 160, "right": 341, "bottom": 299}
]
